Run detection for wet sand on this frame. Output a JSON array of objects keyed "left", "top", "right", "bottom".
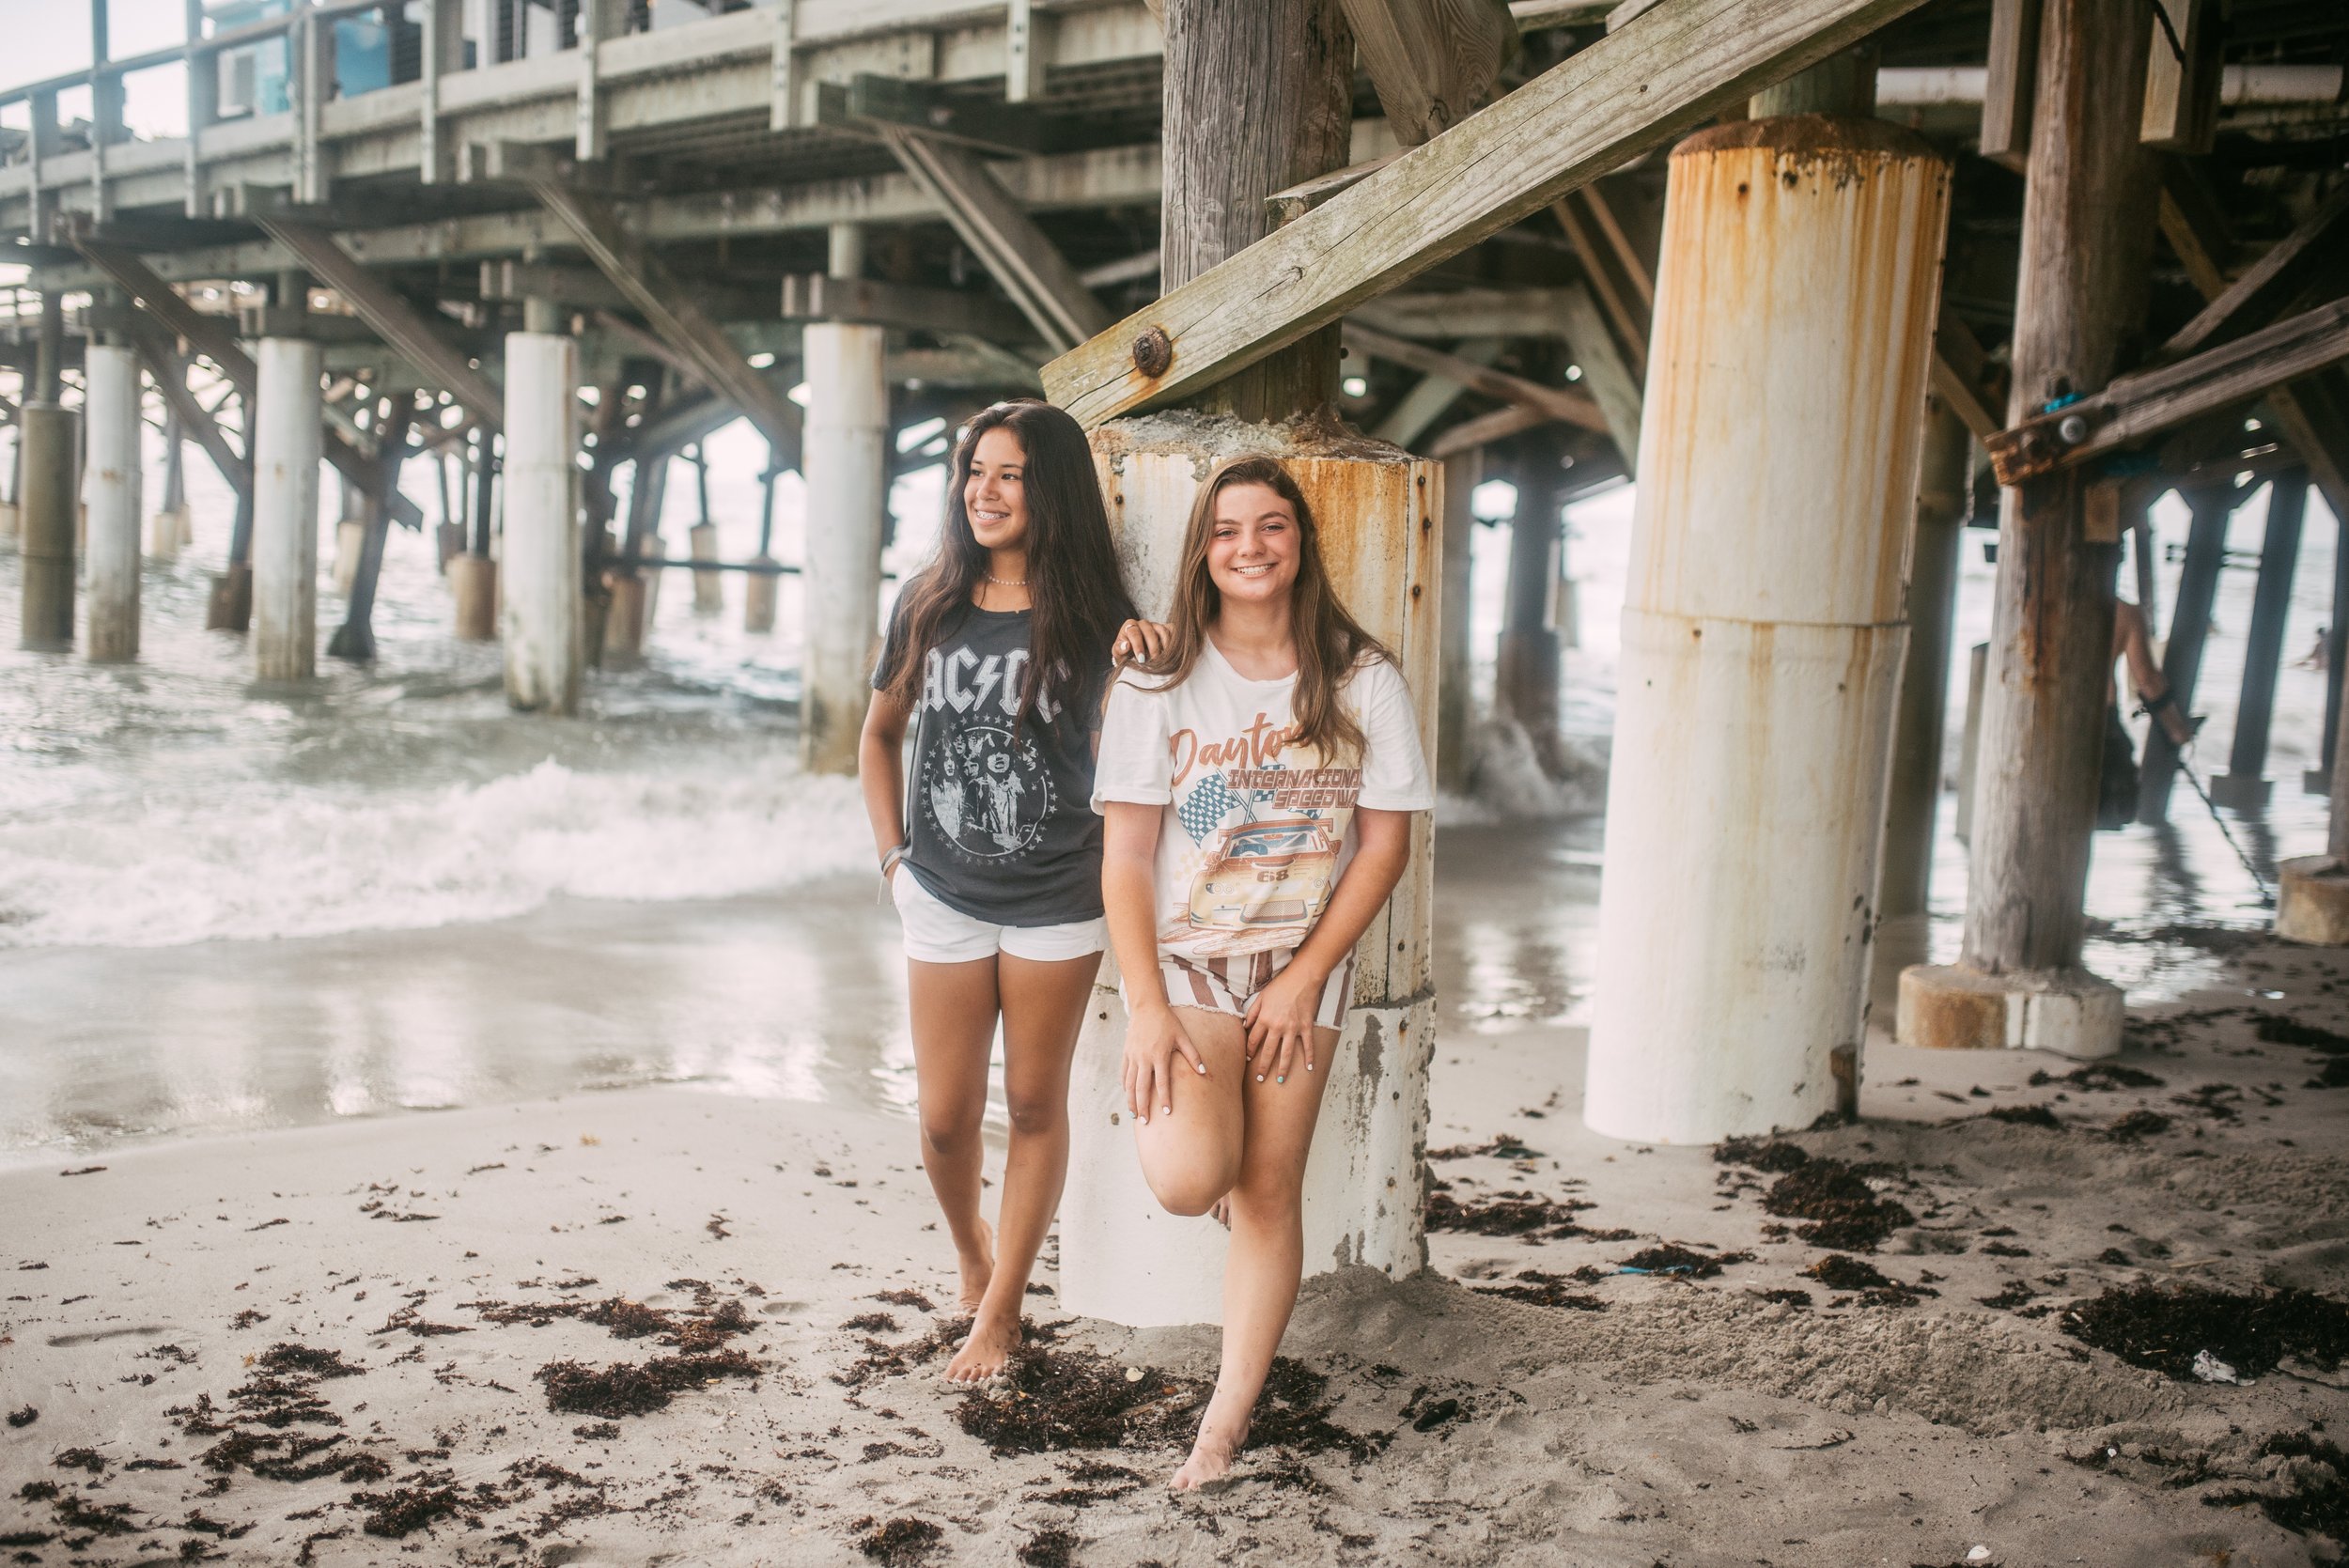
[{"left": 7, "top": 829, "right": 2348, "bottom": 1565}]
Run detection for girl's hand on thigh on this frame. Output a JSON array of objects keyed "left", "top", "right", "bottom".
[
  {"left": 1242, "top": 970, "right": 1321, "bottom": 1086},
  {"left": 1112, "top": 619, "right": 1174, "bottom": 666},
  {"left": 1122, "top": 1001, "right": 1206, "bottom": 1125}
]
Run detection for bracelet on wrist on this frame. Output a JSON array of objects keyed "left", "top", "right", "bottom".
[{"left": 879, "top": 844, "right": 908, "bottom": 877}]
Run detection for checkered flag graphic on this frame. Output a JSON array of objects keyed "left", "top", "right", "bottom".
[{"left": 1176, "top": 771, "right": 1237, "bottom": 843}]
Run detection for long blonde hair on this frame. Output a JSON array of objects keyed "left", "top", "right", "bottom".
[{"left": 1129, "top": 455, "right": 1391, "bottom": 759}]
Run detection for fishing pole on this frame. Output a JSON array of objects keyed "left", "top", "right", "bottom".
[{"left": 2164, "top": 734, "right": 2275, "bottom": 907}]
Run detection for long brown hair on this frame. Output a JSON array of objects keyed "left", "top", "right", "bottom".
[
  {"left": 1131, "top": 455, "right": 1391, "bottom": 760},
  {"left": 877, "top": 399, "right": 1135, "bottom": 723}
]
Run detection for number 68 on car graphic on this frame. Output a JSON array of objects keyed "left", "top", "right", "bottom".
[{"left": 1184, "top": 817, "right": 1339, "bottom": 932}]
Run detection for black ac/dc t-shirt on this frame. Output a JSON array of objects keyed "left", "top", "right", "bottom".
[{"left": 872, "top": 601, "right": 1111, "bottom": 926}]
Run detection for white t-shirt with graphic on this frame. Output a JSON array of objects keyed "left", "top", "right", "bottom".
[{"left": 1091, "top": 640, "right": 1434, "bottom": 961}]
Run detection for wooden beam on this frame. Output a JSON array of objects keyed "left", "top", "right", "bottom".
[
  {"left": 2157, "top": 158, "right": 2234, "bottom": 300},
  {"left": 1579, "top": 181, "right": 1654, "bottom": 311},
  {"left": 126, "top": 315, "right": 250, "bottom": 503},
  {"left": 1552, "top": 280, "right": 1641, "bottom": 473},
  {"left": 823, "top": 72, "right": 1064, "bottom": 158},
  {"left": 1427, "top": 402, "right": 1548, "bottom": 458},
  {"left": 1265, "top": 154, "right": 1403, "bottom": 226},
  {"left": 879, "top": 128, "right": 1110, "bottom": 356},
  {"left": 481, "top": 259, "right": 773, "bottom": 322},
  {"left": 1551, "top": 194, "right": 1649, "bottom": 379},
  {"left": 1077, "top": 249, "right": 1160, "bottom": 289},
  {"left": 71, "top": 228, "right": 420, "bottom": 528},
  {"left": 1354, "top": 287, "right": 1592, "bottom": 339},
  {"left": 1988, "top": 298, "right": 2349, "bottom": 485},
  {"left": 1372, "top": 336, "right": 1501, "bottom": 447},
  {"left": 1045, "top": 0, "right": 1929, "bottom": 425},
  {"left": 593, "top": 310, "right": 709, "bottom": 392},
  {"left": 1339, "top": 0, "right": 1518, "bottom": 146},
  {"left": 1342, "top": 322, "right": 1608, "bottom": 430},
  {"left": 1979, "top": 0, "right": 2040, "bottom": 169},
  {"left": 257, "top": 215, "right": 505, "bottom": 434},
  {"left": 780, "top": 273, "right": 1034, "bottom": 344},
  {"left": 2139, "top": 0, "right": 2218, "bottom": 154},
  {"left": 523, "top": 167, "right": 803, "bottom": 464},
  {"left": 2161, "top": 183, "right": 2349, "bottom": 364},
  {"left": 1930, "top": 351, "right": 2003, "bottom": 444}
]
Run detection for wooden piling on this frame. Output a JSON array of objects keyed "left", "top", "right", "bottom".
[
  {"left": 2213, "top": 469, "right": 2309, "bottom": 810},
  {"left": 1436, "top": 449, "right": 1480, "bottom": 793},
  {"left": 2137, "top": 482, "right": 2233, "bottom": 823},
  {"left": 1901, "top": 0, "right": 2160, "bottom": 1057},
  {"left": 17, "top": 403, "right": 78, "bottom": 652}
]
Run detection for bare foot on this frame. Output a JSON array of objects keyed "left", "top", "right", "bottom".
[
  {"left": 1170, "top": 1404, "right": 1250, "bottom": 1490},
  {"left": 956, "top": 1219, "right": 994, "bottom": 1313},
  {"left": 943, "top": 1303, "right": 1021, "bottom": 1385}
]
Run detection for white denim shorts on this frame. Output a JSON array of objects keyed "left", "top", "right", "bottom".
[{"left": 890, "top": 866, "right": 1108, "bottom": 965}]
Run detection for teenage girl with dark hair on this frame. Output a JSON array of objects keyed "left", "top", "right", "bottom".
[
  {"left": 860, "top": 398, "right": 1165, "bottom": 1383},
  {"left": 1092, "top": 455, "right": 1433, "bottom": 1487}
]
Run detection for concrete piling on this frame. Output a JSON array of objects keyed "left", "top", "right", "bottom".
[
  {"left": 252, "top": 338, "right": 325, "bottom": 681},
  {"left": 1584, "top": 115, "right": 1951, "bottom": 1143},
  {"left": 798, "top": 321, "right": 888, "bottom": 774},
  {"left": 17, "top": 404, "right": 79, "bottom": 652},
  {"left": 82, "top": 345, "right": 145, "bottom": 663},
  {"left": 1061, "top": 418, "right": 1442, "bottom": 1326},
  {"left": 500, "top": 332, "right": 583, "bottom": 714}
]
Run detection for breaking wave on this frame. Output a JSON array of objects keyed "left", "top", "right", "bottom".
[{"left": 0, "top": 758, "right": 870, "bottom": 950}]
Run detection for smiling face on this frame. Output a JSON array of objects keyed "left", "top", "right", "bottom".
[
  {"left": 1206, "top": 481, "right": 1300, "bottom": 606},
  {"left": 964, "top": 427, "right": 1029, "bottom": 553}
]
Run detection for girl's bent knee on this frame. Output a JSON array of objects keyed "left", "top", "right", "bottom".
[
  {"left": 1003, "top": 1097, "right": 1066, "bottom": 1139},
  {"left": 1145, "top": 1162, "right": 1239, "bottom": 1219}
]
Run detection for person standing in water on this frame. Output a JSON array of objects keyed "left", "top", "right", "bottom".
[
  {"left": 859, "top": 398, "right": 1165, "bottom": 1384},
  {"left": 1091, "top": 455, "right": 1433, "bottom": 1487}
]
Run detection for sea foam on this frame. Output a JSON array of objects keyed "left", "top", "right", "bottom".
[{"left": 0, "top": 758, "right": 870, "bottom": 950}]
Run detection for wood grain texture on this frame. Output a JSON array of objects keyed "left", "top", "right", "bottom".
[
  {"left": 1962, "top": 0, "right": 2158, "bottom": 976},
  {"left": 1159, "top": 0, "right": 1356, "bottom": 419},
  {"left": 1045, "top": 0, "right": 1927, "bottom": 426},
  {"left": 1550, "top": 281, "right": 1641, "bottom": 471},
  {"left": 1340, "top": 0, "right": 1517, "bottom": 146},
  {"left": 2139, "top": 0, "right": 2218, "bottom": 153},
  {"left": 2162, "top": 181, "right": 2349, "bottom": 363},
  {"left": 1979, "top": 0, "right": 2040, "bottom": 168}
]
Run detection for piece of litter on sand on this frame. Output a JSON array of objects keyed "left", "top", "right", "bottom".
[
  {"left": 2190, "top": 1348, "right": 2245, "bottom": 1384},
  {"left": 1123, "top": 1367, "right": 1143, "bottom": 1383},
  {"left": 1967, "top": 1547, "right": 1993, "bottom": 1563}
]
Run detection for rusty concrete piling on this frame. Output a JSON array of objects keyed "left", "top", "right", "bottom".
[
  {"left": 1584, "top": 116, "right": 1951, "bottom": 1142},
  {"left": 1058, "top": 413, "right": 1441, "bottom": 1327},
  {"left": 17, "top": 403, "right": 79, "bottom": 652}
]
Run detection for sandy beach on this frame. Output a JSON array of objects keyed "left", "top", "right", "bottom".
[{"left": 6, "top": 828, "right": 2347, "bottom": 1567}]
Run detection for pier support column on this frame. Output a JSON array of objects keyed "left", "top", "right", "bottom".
[
  {"left": 150, "top": 391, "right": 190, "bottom": 559},
  {"left": 1437, "top": 449, "right": 1481, "bottom": 792},
  {"left": 1495, "top": 436, "right": 1566, "bottom": 774},
  {"left": 1900, "top": 0, "right": 2158, "bottom": 1059},
  {"left": 1584, "top": 113, "right": 1951, "bottom": 1143},
  {"left": 83, "top": 344, "right": 144, "bottom": 663},
  {"left": 1065, "top": 419, "right": 1440, "bottom": 1326},
  {"left": 500, "top": 332, "right": 583, "bottom": 714},
  {"left": 798, "top": 321, "right": 887, "bottom": 774},
  {"left": 17, "top": 403, "right": 78, "bottom": 651},
  {"left": 452, "top": 439, "right": 498, "bottom": 641},
  {"left": 252, "top": 338, "right": 324, "bottom": 680},
  {"left": 2212, "top": 470, "right": 2309, "bottom": 811},
  {"left": 744, "top": 459, "right": 781, "bottom": 633},
  {"left": 1872, "top": 396, "right": 1972, "bottom": 995}
]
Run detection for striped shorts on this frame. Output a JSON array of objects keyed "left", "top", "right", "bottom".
[{"left": 1158, "top": 948, "right": 1355, "bottom": 1032}]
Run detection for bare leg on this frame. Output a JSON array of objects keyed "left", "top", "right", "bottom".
[
  {"left": 946, "top": 950, "right": 1099, "bottom": 1384},
  {"left": 1170, "top": 1017, "right": 1339, "bottom": 1490},
  {"left": 1130, "top": 1005, "right": 1247, "bottom": 1218},
  {"left": 907, "top": 955, "right": 1001, "bottom": 1312}
]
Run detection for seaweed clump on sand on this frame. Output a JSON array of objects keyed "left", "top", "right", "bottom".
[
  {"left": 350, "top": 1479, "right": 469, "bottom": 1539},
  {"left": 2105, "top": 1110, "right": 2173, "bottom": 1141},
  {"left": 2061, "top": 1283, "right": 2349, "bottom": 1379},
  {"left": 2030, "top": 1063, "right": 2166, "bottom": 1091},
  {"left": 1472, "top": 1269, "right": 1608, "bottom": 1311},
  {"left": 1426, "top": 1133, "right": 1546, "bottom": 1162},
  {"left": 854, "top": 1515, "right": 945, "bottom": 1566},
  {"left": 2204, "top": 1431, "right": 2349, "bottom": 1545},
  {"left": 1016, "top": 1525, "right": 1081, "bottom": 1568},
  {"left": 1982, "top": 1103, "right": 2064, "bottom": 1129},
  {"left": 1802, "top": 1254, "right": 1937, "bottom": 1308},
  {"left": 535, "top": 1349, "right": 761, "bottom": 1418},
  {"left": 2256, "top": 1015, "right": 2349, "bottom": 1088},
  {"left": 1423, "top": 1187, "right": 1632, "bottom": 1242},
  {"left": 1616, "top": 1244, "right": 1755, "bottom": 1280},
  {"left": 163, "top": 1343, "right": 390, "bottom": 1484},
  {"left": 1760, "top": 1160, "right": 1915, "bottom": 1251},
  {"left": 1715, "top": 1138, "right": 1812, "bottom": 1173}
]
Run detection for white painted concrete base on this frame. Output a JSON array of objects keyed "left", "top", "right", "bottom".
[
  {"left": 451, "top": 555, "right": 498, "bottom": 642},
  {"left": 2277, "top": 856, "right": 2349, "bottom": 946},
  {"left": 81, "top": 345, "right": 143, "bottom": 664},
  {"left": 333, "top": 518, "right": 367, "bottom": 597},
  {"left": 148, "top": 507, "right": 193, "bottom": 560},
  {"left": 500, "top": 333, "right": 582, "bottom": 715},
  {"left": 690, "top": 522, "right": 723, "bottom": 613},
  {"left": 1895, "top": 962, "right": 2123, "bottom": 1059},
  {"left": 743, "top": 556, "right": 779, "bottom": 633},
  {"left": 1059, "top": 974, "right": 1436, "bottom": 1327},
  {"left": 252, "top": 338, "right": 324, "bottom": 682}
]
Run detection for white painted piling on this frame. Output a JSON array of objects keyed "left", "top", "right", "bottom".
[
  {"left": 252, "top": 338, "right": 324, "bottom": 682},
  {"left": 82, "top": 345, "right": 145, "bottom": 663},
  {"left": 1583, "top": 117, "right": 1952, "bottom": 1143},
  {"left": 799, "top": 322, "right": 888, "bottom": 774},
  {"left": 1060, "top": 421, "right": 1441, "bottom": 1327},
  {"left": 500, "top": 332, "right": 583, "bottom": 715}
]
